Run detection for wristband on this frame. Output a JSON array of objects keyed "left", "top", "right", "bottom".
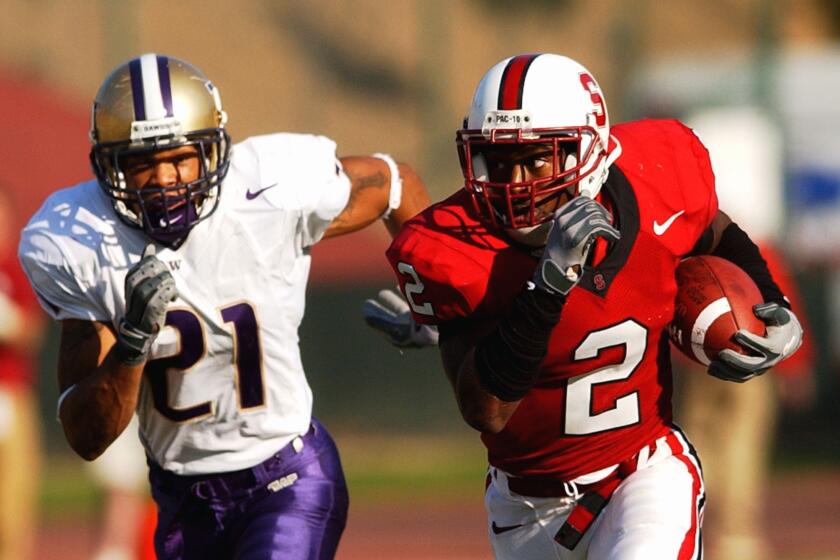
[{"left": 372, "top": 153, "right": 402, "bottom": 219}]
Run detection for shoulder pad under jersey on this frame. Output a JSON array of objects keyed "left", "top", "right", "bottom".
[
  {"left": 386, "top": 191, "right": 534, "bottom": 325},
  {"left": 611, "top": 119, "right": 718, "bottom": 256}
]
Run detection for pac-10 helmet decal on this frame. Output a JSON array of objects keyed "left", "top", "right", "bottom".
[
  {"left": 89, "top": 53, "right": 231, "bottom": 246},
  {"left": 457, "top": 53, "right": 613, "bottom": 230}
]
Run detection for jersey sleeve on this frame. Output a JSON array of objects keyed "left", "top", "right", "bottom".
[
  {"left": 386, "top": 227, "right": 480, "bottom": 325},
  {"left": 237, "top": 133, "right": 351, "bottom": 249},
  {"left": 386, "top": 225, "right": 482, "bottom": 325},
  {"left": 18, "top": 227, "right": 111, "bottom": 322}
]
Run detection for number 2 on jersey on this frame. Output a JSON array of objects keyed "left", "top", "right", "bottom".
[
  {"left": 565, "top": 320, "right": 645, "bottom": 435},
  {"left": 397, "top": 262, "right": 434, "bottom": 316},
  {"left": 145, "top": 302, "right": 265, "bottom": 422}
]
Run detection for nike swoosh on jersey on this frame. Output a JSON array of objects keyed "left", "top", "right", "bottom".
[
  {"left": 491, "top": 521, "right": 523, "bottom": 535},
  {"left": 653, "top": 210, "right": 685, "bottom": 235},
  {"left": 245, "top": 183, "right": 278, "bottom": 200}
]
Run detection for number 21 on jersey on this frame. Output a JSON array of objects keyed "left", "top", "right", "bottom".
[{"left": 145, "top": 302, "right": 266, "bottom": 422}]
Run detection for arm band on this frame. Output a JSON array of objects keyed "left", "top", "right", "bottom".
[
  {"left": 712, "top": 223, "right": 789, "bottom": 308},
  {"left": 372, "top": 153, "right": 402, "bottom": 219},
  {"left": 474, "top": 285, "right": 566, "bottom": 402}
]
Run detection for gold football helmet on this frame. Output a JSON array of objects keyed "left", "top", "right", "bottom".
[{"left": 89, "top": 53, "right": 231, "bottom": 246}]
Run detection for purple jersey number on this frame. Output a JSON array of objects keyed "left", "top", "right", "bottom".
[{"left": 145, "top": 302, "right": 265, "bottom": 422}]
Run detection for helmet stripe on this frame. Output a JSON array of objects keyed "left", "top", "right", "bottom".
[
  {"left": 497, "top": 54, "right": 539, "bottom": 110},
  {"left": 128, "top": 58, "right": 147, "bottom": 121},
  {"left": 128, "top": 54, "right": 175, "bottom": 124},
  {"left": 156, "top": 55, "right": 174, "bottom": 118}
]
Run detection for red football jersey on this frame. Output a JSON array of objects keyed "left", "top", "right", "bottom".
[{"left": 387, "top": 119, "right": 718, "bottom": 480}]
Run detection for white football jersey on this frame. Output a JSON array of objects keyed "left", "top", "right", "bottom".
[{"left": 19, "top": 133, "right": 351, "bottom": 474}]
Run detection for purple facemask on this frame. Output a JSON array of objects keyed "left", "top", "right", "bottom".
[{"left": 144, "top": 202, "right": 198, "bottom": 248}]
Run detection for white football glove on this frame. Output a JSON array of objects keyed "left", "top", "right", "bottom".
[
  {"left": 116, "top": 244, "right": 178, "bottom": 365},
  {"left": 533, "top": 197, "right": 621, "bottom": 295},
  {"left": 363, "top": 289, "right": 439, "bottom": 348},
  {"left": 708, "top": 302, "right": 804, "bottom": 383}
]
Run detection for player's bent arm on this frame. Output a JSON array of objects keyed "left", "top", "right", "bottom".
[
  {"left": 57, "top": 319, "right": 145, "bottom": 461},
  {"left": 439, "top": 318, "right": 521, "bottom": 434},
  {"left": 692, "top": 210, "right": 804, "bottom": 380},
  {"left": 323, "top": 156, "right": 430, "bottom": 239},
  {"left": 697, "top": 210, "right": 788, "bottom": 307}
]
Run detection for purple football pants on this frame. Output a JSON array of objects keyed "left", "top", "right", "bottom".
[{"left": 148, "top": 419, "right": 349, "bottom": 560}]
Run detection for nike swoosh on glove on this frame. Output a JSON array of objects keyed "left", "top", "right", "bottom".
[
  {"left": 708, "top": 302, "right": 804, "bottom": 383},
  {"left": 363, "top": 288, "right": 439, "bottom": 348}
]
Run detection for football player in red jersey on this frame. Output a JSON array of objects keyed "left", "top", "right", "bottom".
[{"left": 365, "top": 53, "right": 805, "bottom": 559}]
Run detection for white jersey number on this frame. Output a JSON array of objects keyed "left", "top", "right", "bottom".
[
  {"left": 146, "top": 302, "right": 265, "bottom": 422},
  {"left": 564, "top": 320, "right": 647, "bottom": 435},
  {"left": 397, "top": 262, "right": 434, "bottom": 316}
]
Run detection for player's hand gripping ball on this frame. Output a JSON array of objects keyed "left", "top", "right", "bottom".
[{"left": 669, "top": 255, "right": 765, "bottom": 371}]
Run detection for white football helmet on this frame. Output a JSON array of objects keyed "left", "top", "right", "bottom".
[
  {"left": 90, "top": 53, "right": 231, "bottom": 246},
  {"left": 457, "top": 53, "right": 612, "bottom": 229}
]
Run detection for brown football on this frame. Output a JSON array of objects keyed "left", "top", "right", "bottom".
[{"left": 669, "top": 255, "right": 766, "bottom": 366}]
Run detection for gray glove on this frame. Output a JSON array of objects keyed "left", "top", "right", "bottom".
[
  {"left": 363, "top": 289, "right": 439, "bottom": 348},
  {"left": 116, "top": 244, "right": 178, "bottom": 365},
  {"left": 708, "top": 302, "right": 804, "bottom": 383},
  {"left": 533, "top": 197, "right": 621, "bottom": 295}
]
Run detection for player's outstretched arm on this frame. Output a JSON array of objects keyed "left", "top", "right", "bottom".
[{"left": 323, "top": 156, "right": 430, "bottom": 239}]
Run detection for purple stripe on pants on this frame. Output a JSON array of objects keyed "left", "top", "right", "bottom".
[{"left": 149, "top": 418, "right": 349, "bottom": 559}]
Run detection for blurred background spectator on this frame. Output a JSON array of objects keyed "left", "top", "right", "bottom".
[
  {"left": 1, "top": 1, "right": 838, "bottom": 558},
  {"left": 0, "top": 187, "right": 45, "bottom": 560}
]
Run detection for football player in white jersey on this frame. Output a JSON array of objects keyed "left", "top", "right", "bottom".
[{"left": 18, "top": 53, "right": 430, "bottom": 560}]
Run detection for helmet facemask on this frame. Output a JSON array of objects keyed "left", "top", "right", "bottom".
[
  {"left": 90, "top": 128, "right": 230, "bottom": 247},
  {"left": 457, "top": 54, "right": 613, "bottom": 233},
  {"left": 457, "top": 125, "right": 606, "bottom": 230}
]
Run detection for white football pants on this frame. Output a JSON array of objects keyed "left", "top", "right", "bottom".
[{"left": 486, "top": 429, "right": 704, "bottom": 560}]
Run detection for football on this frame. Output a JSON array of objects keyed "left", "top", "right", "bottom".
[{"left": 669, "top": 255, "right": 765, "bottom": 366}]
